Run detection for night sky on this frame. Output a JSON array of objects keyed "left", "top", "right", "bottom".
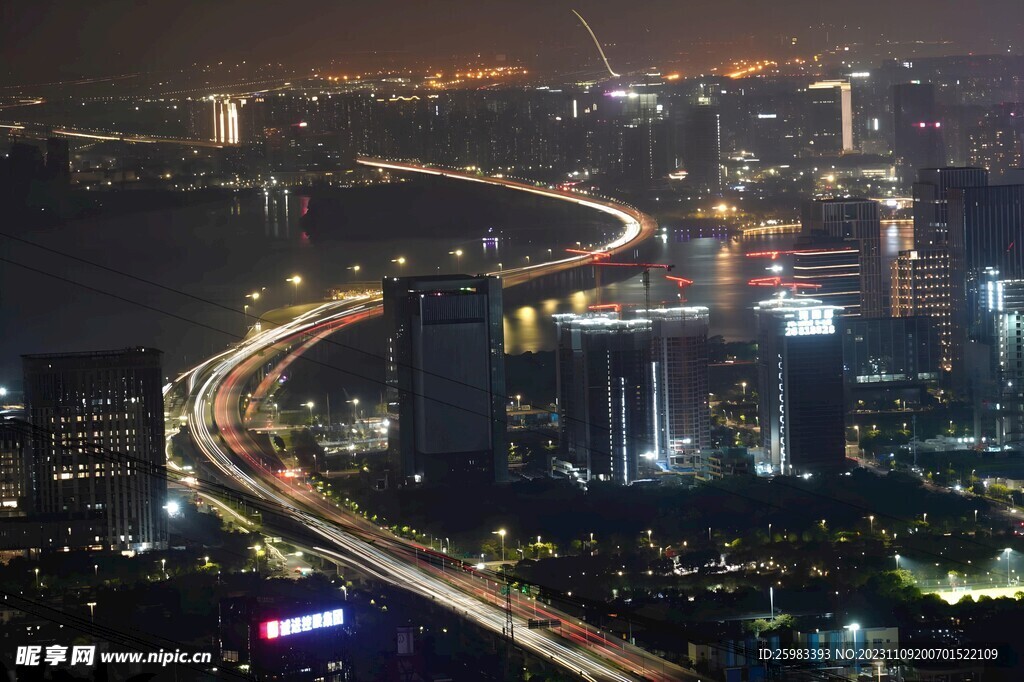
[{"left": 2, "top": 0, "right": 1022, "bottom": 83}]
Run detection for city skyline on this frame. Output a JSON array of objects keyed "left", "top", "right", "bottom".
[{"left": 3, "top": 2, "right": 1024, "bottom": 680}]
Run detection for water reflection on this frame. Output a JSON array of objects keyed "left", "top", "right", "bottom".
[{"left": 501, "top": 223, "right": 915, "bottom": 354}]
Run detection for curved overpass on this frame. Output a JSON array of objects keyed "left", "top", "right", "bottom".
[{"left": 176, "top": 161, "right": 697, "bottom": 681}]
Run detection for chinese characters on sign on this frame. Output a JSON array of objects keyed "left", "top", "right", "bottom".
[
  {"left": 260, "top": 609, "right": 345, "bottom": 639},
  {"left": 785, "top": 308, "right": 836, "bottom": 336}
]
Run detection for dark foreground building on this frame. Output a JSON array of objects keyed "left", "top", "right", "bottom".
[
  {"left": 383, "top": 275, "right": 507, "bottom": 486},
  {"left": 21, "top": 348, "right": 167, "bottom": 552},
  {"left": 220, "top": 597, "right": 352, "bottom": 680}
]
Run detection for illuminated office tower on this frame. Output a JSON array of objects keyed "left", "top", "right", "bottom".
[
  {"left": 22, "top": 348, "right": 167, "bottom": 552},
  {"left": 891, "top": 248, "right": 954, "bottom": 372},
  {"left": 807, "top": 80, "right": 854, "bottom": 153},
  {"left": 212, "top": 97, "right": 243, "bottom": 144},
  {"left": 645, "top": 307, "right": 711, "bottom": 462},
  {"left": 383, "top": 275, "right": 507, "bottom": 486},
  {"left": 801, "top": 198, "right": 883, "bottom": 316},
  {"left": 755, "top": 299, "right": 845, "bottom": 475},
  {"left": 554, "top": 314, "right": 653, "bottom": 484}
]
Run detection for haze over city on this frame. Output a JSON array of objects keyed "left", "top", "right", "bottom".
[{"left": 1, "top": 1, "right": 1024, "bottom": 681}]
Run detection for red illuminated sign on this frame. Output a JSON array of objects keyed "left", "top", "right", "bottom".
[{"left": 260, "top": 609, "right": 344, "bottom": 639}]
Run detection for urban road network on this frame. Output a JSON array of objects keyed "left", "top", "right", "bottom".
[{"left": 168, "top": 159, "right": 706, "bottom": 681}]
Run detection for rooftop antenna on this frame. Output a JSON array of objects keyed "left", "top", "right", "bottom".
[{"left": 571, "top": 9, "right": 620, "bottom": 78}]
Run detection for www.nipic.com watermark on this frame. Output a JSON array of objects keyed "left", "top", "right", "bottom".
[{"left": 16, "top": 645, "right": 212, "bottom": 667}]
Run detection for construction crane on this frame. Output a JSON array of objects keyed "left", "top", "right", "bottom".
[
  {"left": 747, "top": 276, "right": 822, "bottom": 294},
  {"left": 592, "top": 261, "right": 675, "bottom": 312},
  {"left": 665, "top": 275, "right": 694, "bottom": 303}
]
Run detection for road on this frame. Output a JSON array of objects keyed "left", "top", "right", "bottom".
[{"left": 173, "top": 160, "right": 700, "bottom": 680}]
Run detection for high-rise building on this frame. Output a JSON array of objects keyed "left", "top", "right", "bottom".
[
  {"left": 976, "top": 277, "right": 1024, "bottom": 446},
  {"left": 645, "top": 308, "right": 711, "bottom": 461},
  {"left": 0, "top": 418, "right": 28, "bottom": 517},
  {"left": 383, "top": 275, "right": 507, "bottom": 486},
  {"left": 801, "top": 198, "right": 884, "bottom": 316},
  {"left": 682, "top": 98, "right": 722, "bottom": 194},
  {"left": 755, "top": 298, "right": 845, "bottom": 475},
  {"left": 912, "top": 167, "right": 989, "bottom": 249},
  {"left": 892, "top": 82, "right": 945, "bottom": 185},
  {"left": 554, "top": 314, "right": 653, "bottom": 484},
  {"left": 891, "top": 248, "right": 954, "bottom": 371},
  {"left": 807, "top": 80, "right": 854, "bottom": 154},
  {"left": 791, "top": 236, "right": 861, "bottom": 315},
  {"left": 22, "top": 348, "right": 167, "bottom": 552},
  {"left": 968, "top": 104, "right": 1024, "bottom": 180},
  {"left": 946, "top": 184, "right": 1024, "bottom": 393},
  {"left": 948, "top": 184, "right": 1024, "bottom": 283}
]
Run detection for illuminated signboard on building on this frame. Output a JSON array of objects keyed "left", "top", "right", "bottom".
[
  {"left": 260, "top": 609, "right": 344, "bottom": 639},
  {"left": 784, "top": 307, "right": 836, "bottom": 336}
]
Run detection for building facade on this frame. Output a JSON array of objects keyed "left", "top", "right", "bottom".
[
  {"left": 646, "top": 307, "right": 711, "bottom": 461},
  {"left": 891, "top": 248, "right": 954, "bottom": 372},
  {"left": 554, "top": 314, "right": 653, "bottom": 485},
  {"left": 0, "top": 418, "right": 28, "bottom": 517},
  {"left": 756, "top": 299, "right": 845, "bottom": 475},
  {"left": 802, "top": 198, "right": 884, "bottom": 316},
  {"left": 792, "top": 239, "right": 862, "bottom": 315},
  {"left": 383, "top": 275, "right": 507, "bottom": 486},
  {"left": 22, "top": 348, "right": 167, "bottom": 552},
  {"left": 912, "top": 167, "right": 989, "bottom": 249},
  {"left": 841, "top": 316, "right": 939, "bottom": 409}
]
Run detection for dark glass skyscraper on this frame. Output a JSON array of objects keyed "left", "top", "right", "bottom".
[
  {"left": 912, "top": 167, "right": 989, "bottom": 249},
  {"left": 22, "top": 348, "right": 167, "bottom": 552},
  {"left": 682, "top": 99, "right": 722, "bottom": 194},
  {"left": 893, "top": 82, "right": 945, "bottom": 186},
  {"left": 756, "top": 299, "right": 845, "bottom": 475},
  {"left": 383, "top": 275, "right": 507, "bottom": 486}
]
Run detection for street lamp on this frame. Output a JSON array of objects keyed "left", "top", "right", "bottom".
[
  {"left": 1006, "top": 548, "right": 1013, "bottom": 586},
  {"left": 515, "top": 394, "right": 522, "bottom": 410},
  {"left": 349, "top": 398, "right": 359, "bottom": 425},
  {"left": 86, "top": 602, "right": 96, "bottom": 623},
  {"left": 741, "top": 381, "right": 747, "bottom": 396},
  {"left": 895, "top": 554, "right": 901, "bottom": 570},
  {"left": 391, "top": 257, "right": 406, "bottom": 273},
  {"left": 251, "top": 545, "right": 262, "bottom": 576},
  {"left": 305, "top": 401, "right": 315, "bottom": 425},
  {"left": 868, "top": 515, "right": 875, "bottom": 534},
  {"left": 347, "top": 264, "right": 361, "bottom": 278},
  {"left": 646, "top": 529, "right": 653, "bottom": 547},
  {"left": 449, "top": 249, "right": 463, "bottom": 270},
  {"left": 34, "top": 567, "right": 39, "bottom": 588},
  {"left": 492, "top": 529, "right": 506, "bottom": 562},
  {"left": 161, "top": 558, "right": 166, "bottom": 577},
  {"left": 286, "top": 275, "right": 301, "bottom": 304}
]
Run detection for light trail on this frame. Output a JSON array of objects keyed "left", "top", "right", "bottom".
[
  {"left": 571, "top": 9, "right": 621, "bottom": 78},
  {"left": 178, "top": 162, "right": 700, "bottom": 680}
]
